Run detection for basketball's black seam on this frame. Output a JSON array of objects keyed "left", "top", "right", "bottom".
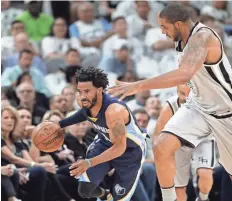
[
  {"left": 35, "top": 128, "right": 63, "bottom": 146},
  {"left": 34, "top": 126, "right": 63, "bottom": 146}
]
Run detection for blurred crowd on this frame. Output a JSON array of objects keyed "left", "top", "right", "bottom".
[{"left": 1, "top": 1, "right": 232, "bottom": 201}]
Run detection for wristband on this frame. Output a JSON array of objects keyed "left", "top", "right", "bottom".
[{"left": 86, "top": 159, "right": 92, "bottom": 168}]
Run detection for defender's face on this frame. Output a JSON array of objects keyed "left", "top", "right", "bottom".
[
  {"left": 77, "top": 82, "right": 101, "bottom": 109},
  {"left": 159, "top": 17, "right": 181, "bottom": 42}
]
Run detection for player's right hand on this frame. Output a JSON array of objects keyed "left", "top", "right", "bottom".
[{"left": 106, "top": 80, "right": 139, "bottom": 101}]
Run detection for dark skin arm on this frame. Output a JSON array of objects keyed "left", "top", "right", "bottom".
[
  {"left": 107, "top": 29, "right": 220, "bottom": 100},
  {"left": 69, "top": 103, "right": 128, "bottom": 178}
]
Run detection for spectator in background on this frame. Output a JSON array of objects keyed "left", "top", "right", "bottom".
[
  {"left": 1, "top": 86, "right": 18, "bottom": 107},
  {"left": 126, "top": 1, "right": 155, "bottom": 41},
  {"left": 99, "top": 39, "right": 136, "bottom": 77},
  {"left": 127, "top": 90, "right": 150, "bottom": 111},
  {"left": 3, "top": 32, "right": 46, "bottom": 75},
  {"left": 16, "top": 82, "right": 47, "bottom": 125},
  {"left": 1, "top": 20, "right": 25, "bottom": 60},
  {"left": 145, "top": 96, "right": 161, "bottom": 135},
  {"left": 1, "top": 105, "right": 48, "bottom": 201},
  {"left": 201, "top": 1, "right": 232, "bottom": 24},
  {"left": 98, "top": 1, "right": 120, "bottom": 22},
  {"left": 44, "top": 48, "right": 81, "bottom": 96},
  {"left": 1, "top": 72, "right": 49, "bottom": 110},
  {"left": 49, "top": 95, "right": 68, "bottom": 116},
  {"left": 102, "top": 16, "right": 144, "bottom": 62},
  {"left": 16, "top": 72, "right": 49, "bottom": 109},
  {"left": 116, "top": 71, "right": 138, "bottom": 102},
  {"left": 17, "top": 107, "right": 34, "bottom": 150},
  {"left": 133, "top": 108, "right": 157, "bottom": 201},
  {"left": 16, "top": 0, "right": 54, "bottom": 42},
  {"left": 145, "top": 26, "right": 175, "bottom": 62},
  {"left": 69, "top": 2, "right": 113, "bottom": 49},
  {"left": 41, "top": 17, "right": 79, "bottom": 59},
  {"left": 66, "top": 49, "right": 81, "bottom": 66},
  {"left": 1, "top": 164, "right": 21, "bottom": 201},
  {"left": 41, "top": 110, "right": 75, "bottom": 167},
  {"left": 1, "top": 49, "right": 51, "bottom": 97},
  {"left": 62, "top": 85, "right": 80, "bottom": 112},
  {"left": 64, "top": 111, "right": 90, "bottom": 161},
  {"left": 65, "top": 65, "right": 82, "bottom": 87},
  {"left": 1, "top": 0, "right": 23, "bottom": 37}
]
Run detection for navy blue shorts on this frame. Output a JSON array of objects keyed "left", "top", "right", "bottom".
[{"left": 79, "top": 136, "right": 146, "bottom": 201}]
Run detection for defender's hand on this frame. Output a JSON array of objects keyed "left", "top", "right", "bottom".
[
  {"left": 69, "top": 160, "right": 90, "bottom": 179},
  {"left": 106, "top": 80, "right": 139, "bottom": 100}
]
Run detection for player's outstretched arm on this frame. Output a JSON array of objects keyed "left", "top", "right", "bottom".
[
  {"left": 58, "top": 109, "right": 87, "bottom": 128},
  {"left": 69, "top": 104, "right": 127, "bottom": 178},
  {"left": 107, "top": 30, "right": 212, "bottom": 100},
  {"left": 153, "top": 102, "right": 173, "bottom": 143}
]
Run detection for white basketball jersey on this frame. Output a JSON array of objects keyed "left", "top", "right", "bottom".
[
  {"left": 166, "top": 95, "right": 180, "bottom": 115},
  {"left": 176, "top": 22, "right": 232, "bottom": 118}
]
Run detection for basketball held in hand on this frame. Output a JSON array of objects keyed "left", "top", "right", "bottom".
[{"left": 32, "top": 121, "right": 65, "bottom": 152}]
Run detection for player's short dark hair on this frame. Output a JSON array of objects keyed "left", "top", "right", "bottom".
[
  {"left": 19, "top": 49, "right": 33, "bottom": 59},
  {"left": 76, "top": 67, "right": 109, "bottom": 89},
  {"left": 11, "top": 20, "right": 24, "bottom": 27},
  {"left": 159, "top": 3, "right": 191, "bottom": 23},
  {"left": 65, "top": 65, "right": 82, "bottom": 83}
]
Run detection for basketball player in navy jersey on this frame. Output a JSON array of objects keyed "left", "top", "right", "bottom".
[
  {"left": 57, "top": 67, "right": 147, "bottom": 201},
  {"left": 107, "top": 3, "right": 232, "bottom": 201}
]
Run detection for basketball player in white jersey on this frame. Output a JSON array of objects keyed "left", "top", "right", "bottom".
[
  {"left": 107, "top": 3, "right": 232, "bottom": 201},
  {"left": 154, "top": 85, "right": 217, "bottom": 201}
]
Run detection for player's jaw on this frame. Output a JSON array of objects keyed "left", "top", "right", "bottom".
[{"left": 80, "top": 95, "right": 97, "bottom": 109}]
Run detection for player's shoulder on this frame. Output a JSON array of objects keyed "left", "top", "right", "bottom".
[
  {"left": 190, "top": 26, "right": 218, "bottom": 46},
  {"left": 103, "top": 93, "right": 128, "bottom": 115},
  {"left": 106, "top": 102, "right": 127, "bottom": 116}
]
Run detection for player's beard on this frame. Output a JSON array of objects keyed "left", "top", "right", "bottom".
[{"left": 81, "top": 91, "right": 98, "bottom": 109}]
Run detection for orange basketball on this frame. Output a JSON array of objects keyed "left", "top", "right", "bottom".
[{"left": 32, "top": 121, "right": 64, "bottom": 153}]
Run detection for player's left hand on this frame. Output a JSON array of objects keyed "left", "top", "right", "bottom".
[
  {"left": 69, "top": 160, "right": 89, "bottom": 179},
  {"left": 106, "top": 80, "right": 139, "bottom": 101}
]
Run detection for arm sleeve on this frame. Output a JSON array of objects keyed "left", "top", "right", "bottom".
[{"left": 59, "top": 109, "right": 87, "bottom": 128}]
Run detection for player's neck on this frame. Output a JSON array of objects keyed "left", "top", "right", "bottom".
[
  {"left": 90, "top": 94, "right": 103, "bottom": 117},
  {"left": 181, "top": 20, "right": 195, "bottom": 46}
]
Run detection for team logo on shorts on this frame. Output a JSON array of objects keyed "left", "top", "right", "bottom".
[{"left": 114, "top": 184, "right": 126, "bottom": 196}]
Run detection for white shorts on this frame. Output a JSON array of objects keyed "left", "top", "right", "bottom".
[
  {"left": 174, "top": 139, "right": 218, "bottom": 187},
  {"left": 163, "top": 105, "right": 232, "bottom": 175}
]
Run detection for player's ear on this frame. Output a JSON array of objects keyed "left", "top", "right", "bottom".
[
  {"left": 175, "top": 21, "right": 183, "bottom": 30},
  {"left": 97, "top": 87, "right": 103, "bottom": 94}
]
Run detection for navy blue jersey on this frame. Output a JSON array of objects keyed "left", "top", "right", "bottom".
[{"left": 84, "top": 93, "right": 146, "bottom": 148}]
